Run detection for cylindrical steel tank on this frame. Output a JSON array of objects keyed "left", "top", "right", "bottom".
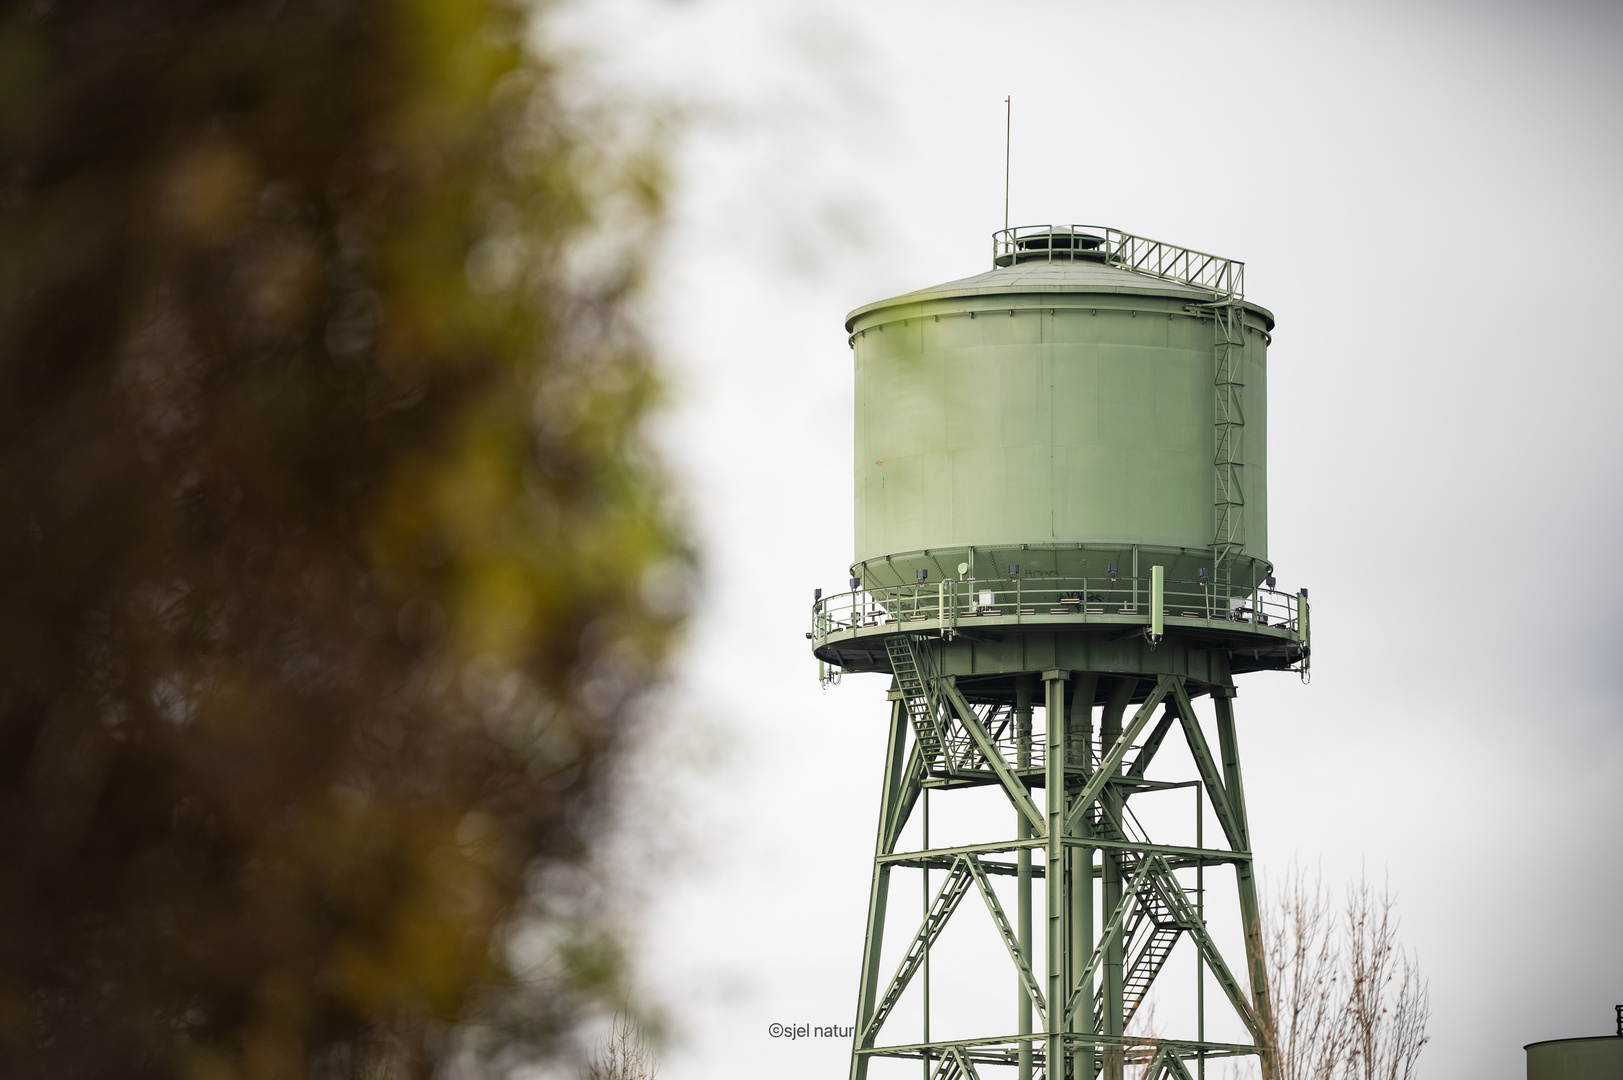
[
  {"left": 845, "top": 226, "right": 1275, "bottom": 593},
  {"left": 1526, "top": 1036, "right": 1623, "bottom": 1080}
]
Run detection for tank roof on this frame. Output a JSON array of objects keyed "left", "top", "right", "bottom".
[
  {"left": 846, "top": 258, "right": 1275, "bottom": 330},
  {"left": 847, "top": 224, "right": 1276, "bottom": 330}
]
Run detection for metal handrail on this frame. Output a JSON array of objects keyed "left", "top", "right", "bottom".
[
  {"left": 992, "top": 224, "right": 1244, "bottom": 300},
  {"left": 812, "top": 575, "right": 1303, "bottom": 646}
]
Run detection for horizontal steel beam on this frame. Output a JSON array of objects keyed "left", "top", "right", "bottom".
[
  {"left": 1062, "top": 835, "right": 1250, "bottom": 864},
  {"left": 880, "top": 836, "right": 1246, "bottom": 869},
  {"left": 878, "top": 838, "right": 1045, "bottom": 864},
  {"left": 925, "top": 772, "right": 1213, "bottom": 791},
  {"left": 859, "top": 1034, "right": 1258, "bottom": 1058},
  {"left": 884, "top": 855, "right": 1038, "bottom": 878}
]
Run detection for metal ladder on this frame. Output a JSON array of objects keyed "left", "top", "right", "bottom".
[
  {"left": 886, "top": 634, "right": 948, "bottom": 770},
  {"left": 1211, "top": 299, "right": 1246, "bottom": 598}
]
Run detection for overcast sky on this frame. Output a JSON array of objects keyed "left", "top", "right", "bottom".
[{"left": 548, "top": 3, "right": 1623, "bottom": 1078}]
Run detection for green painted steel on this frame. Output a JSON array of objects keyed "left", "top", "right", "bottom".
[
  {"left": 827, "top": 226, "right": 1305, "bottom": 1080},
  {"left": 1151, "top": 566, "right": 1165, "bottom": 638},
  {"left": 846, "top": 230, "right": 1275, "bottom": 596}
]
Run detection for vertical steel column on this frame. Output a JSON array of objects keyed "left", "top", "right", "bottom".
[
  {"left": 850, "top": 698, "right": 911, "bottom": 1080},
  {"left": 1214, "top": 688, "right": 1279, "bottom": 1080},
  {"left": 1016, "top": 675, "right": 1034, "bottom": 1080},
  {"left": 1196, "top": 781, "right": 1206, "bottom": 1080},
  {"left": 1070, "top": 674, "right": 1098, "bottom": 1080},
  {"left": 922, "top": 786, "right": 930, "bottom": 1079},
  {"left": 1044, "top": 670, "right": 1070, "bottom": 1079},
  {"left": 1099, "top": 677, "right": 1135, "bottom": 1080}
]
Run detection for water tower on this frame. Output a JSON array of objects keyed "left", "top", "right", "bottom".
[{"left": 811, "top": 225, "right": 1310, "bottom": 1080}]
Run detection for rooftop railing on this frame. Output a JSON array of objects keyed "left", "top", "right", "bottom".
[
  {"left": 811, "top": 574, "right": 1304, "bottom": 650},
  {"left": 992, "top": 225, "right": 1244, "bottom": 300}
]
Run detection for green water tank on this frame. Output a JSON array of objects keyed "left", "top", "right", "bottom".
[
  {"left": 1525, "top": 1036, "right": 1623, "bottom": 1080},
  {"left": 846, "top": 225, "right": 1275, "bottom": 593}
]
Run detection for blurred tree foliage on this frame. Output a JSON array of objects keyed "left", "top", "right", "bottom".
[{"left": 0, "top": 0, "right": 687, "bottom": 1076}]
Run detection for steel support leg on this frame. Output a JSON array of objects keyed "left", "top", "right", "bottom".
[
  {"left": 1100, "top": 676, "right": 1135, "bottom": 1080},
  {"left": 1070, "top": 673, "right": 1098, "bottom": 1080},
  {"left": 1214, "top": 690, "right": 1278, "bottom": 1080},
  {"left": 1045, "top": 670, "right": 1070, "bottom": 1079},
  {"left": 1016, "top": 675, "right": 1034, "bottom": 1080},
  {"left": 851, "top": 698, "right": 912, "bottom": 1080}
]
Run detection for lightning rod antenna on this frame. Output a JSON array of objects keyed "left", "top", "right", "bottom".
[{"left": 1003, "top": 96, "right": 1011, "bottom": 232}]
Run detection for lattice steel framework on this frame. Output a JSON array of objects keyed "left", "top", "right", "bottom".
[{"left": 849, "top": 635, "right": 1279, "bottom": 1080}]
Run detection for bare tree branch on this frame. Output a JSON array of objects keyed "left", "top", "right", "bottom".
[
  {"left": 1265, "top": 866, "right": 1350, "bottom": 1080},
  {"left": 1259, "top": 866, "right": 1430, "bottom": 1080},
  {"left": 584, "top": 1012, "right": 659, "bottom": 1080},
  {"left": 1343, "top": 878, "right": 1430, "bottom": 1080}
]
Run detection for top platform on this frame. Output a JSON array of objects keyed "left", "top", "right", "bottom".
[{"left": 811, "top": 571, "right": 1309, "bottom": 679}]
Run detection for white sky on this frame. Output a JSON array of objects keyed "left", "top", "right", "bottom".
[{"left": 549, "top": 2, "right": 1623, "bottom": 1077}]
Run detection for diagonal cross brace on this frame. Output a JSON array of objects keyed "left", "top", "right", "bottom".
[
  {"left": 1168, "top": 681, "right": 1244, "bottom": 852},
  {"left": 963, "top": 854, "right": 1047, "bottom": 1026},
  {"left": 1127, "top": 706, "right": 1178, "bottom": 781},
  {"left": 1153, "top": 1045, "right": 1198, "bottom": 1080},
  {"left": 1064, "top": 676, "right": 1175, "bottom": 836},
  {"left": 882, "top": 743, "right": 926, "bottom": 855},
  {"left": 941, "top": 681, "right": 1046, "bottom": 836},
  {"left": 862, "top": 858, "right": 975, "bottom": 1045},
  {"left": 950, "top": 1046, "right": 982, "bottom": 1080},
  {"left": 928, "top": 1046, "right": 983, "bottom": 1080}
]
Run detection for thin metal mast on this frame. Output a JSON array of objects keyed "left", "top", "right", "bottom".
[{"left": 1004, "top": 96, "right": 1011, "bottom": 232}]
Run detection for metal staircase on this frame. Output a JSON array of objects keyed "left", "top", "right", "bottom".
[
  {"left": 1091, "top": 809, "right": 1194, "bottom": 1027},
  {"left": 886, "top": 634, "right": 950, "bottom": 771},
  {"left": 1120, "top": 885, "right": 1183, "bottom": 1026}
]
